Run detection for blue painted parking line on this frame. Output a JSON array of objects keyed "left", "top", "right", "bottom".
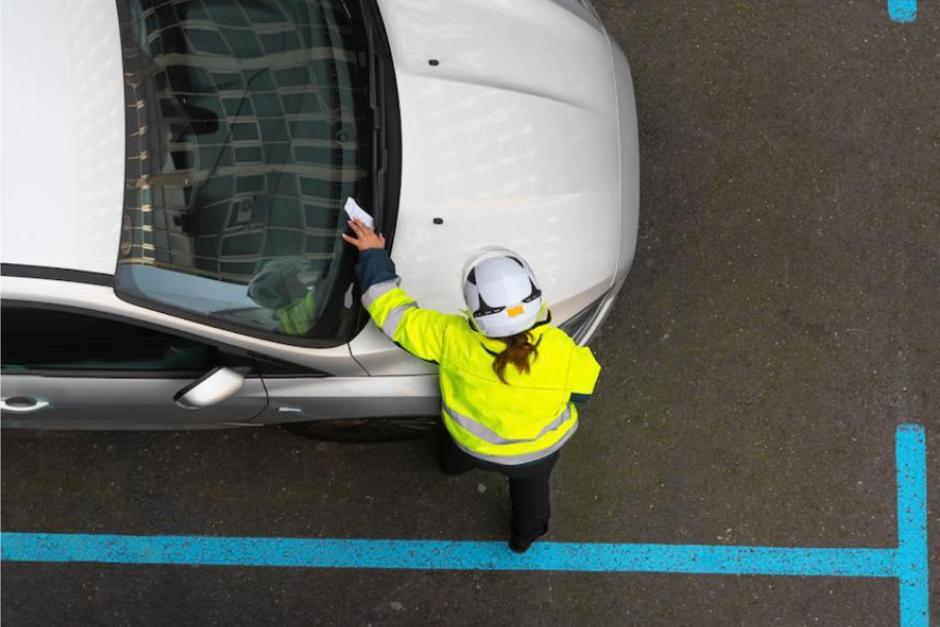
[
  {"left": 889, "top": 0, "right": 918, "bottom": 22},
  {"left": 0, "top": 534, "right": 901, "bottom": 576},
  {"left": 0, "top": 424, "right": 929, "bottom": 627},
  {"left": 897, "top": 424, "right": 929, "bottom": 626}
]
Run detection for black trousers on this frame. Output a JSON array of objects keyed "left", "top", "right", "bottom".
[{"left": 438, "top": 433, "right": 559, "bottom": 545}]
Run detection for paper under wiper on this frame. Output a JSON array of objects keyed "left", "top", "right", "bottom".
[{"left": 343, "top": 197, "right": 375, "bottom": 230}]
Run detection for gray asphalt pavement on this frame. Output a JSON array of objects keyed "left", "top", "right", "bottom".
[{"left": 2, "top": 1, "right": 938, "bottom": 625}]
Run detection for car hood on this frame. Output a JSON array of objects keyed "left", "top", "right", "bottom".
[
  {"left": 377, "top": 0, "right": 623, "bottom": 321},
  {"left": 1, "top": 0, "right": 124, "bottom": 275}
]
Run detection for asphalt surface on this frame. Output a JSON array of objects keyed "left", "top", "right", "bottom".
[{"left": 3, "top": 1, "right": 939, "bottom": 626}]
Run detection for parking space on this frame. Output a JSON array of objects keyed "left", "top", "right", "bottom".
[{"left": 2, "top": 1, "right": 938, "bottom": 625}]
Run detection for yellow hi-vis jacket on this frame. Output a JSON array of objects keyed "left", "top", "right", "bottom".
[
  {"left": 364, "top": 279, "right": 601, "bottom": 465},
  {"left": 273, "top": 291, "right": 316, "bottom": 336}
]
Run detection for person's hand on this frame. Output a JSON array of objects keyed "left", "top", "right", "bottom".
[{"left": 341, "top": 219, "right": 386, "bottom": 251}]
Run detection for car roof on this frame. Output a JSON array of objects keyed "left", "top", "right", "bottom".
[{"left": 0, "top": 0, "right": 124, "bottom": 276}]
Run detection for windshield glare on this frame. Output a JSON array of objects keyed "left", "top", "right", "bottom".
[{"left": 114, "top": 0, "right": 375, "bottom": 344}]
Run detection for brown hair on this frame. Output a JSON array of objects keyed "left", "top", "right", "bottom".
[{"left": 492, "top": 331, "right": 540, "bottom": 384}]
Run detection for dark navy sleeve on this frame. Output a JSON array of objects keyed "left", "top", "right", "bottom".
[
  {"left": 355, "top": 248, "right": 398, "bottom": 290},
  {"left": 570, "top": 393, "right": 592, "bottom": 406}
]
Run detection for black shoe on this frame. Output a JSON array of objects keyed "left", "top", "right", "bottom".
[
  {"left": 509, "top": 538, "right": 532, "bottom": 554},
  {"left": 508, "top": 524, "right": 548, "bottom": 553}
]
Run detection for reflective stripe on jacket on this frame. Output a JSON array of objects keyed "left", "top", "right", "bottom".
[{"left": 359, "top": 251, "right": 601, "bottom": 465}]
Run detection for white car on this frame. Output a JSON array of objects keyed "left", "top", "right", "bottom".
[{"left": 0, "top": 0, "right": 639, "bottom": 433}]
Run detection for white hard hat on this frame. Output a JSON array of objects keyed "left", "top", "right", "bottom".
[{"left": 462, "top": 248, "right": 543, "bottom": 338}]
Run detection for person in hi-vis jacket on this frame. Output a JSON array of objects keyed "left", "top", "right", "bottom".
[{"left": 343, "top": 217, "right": 601, "bottom": 553}]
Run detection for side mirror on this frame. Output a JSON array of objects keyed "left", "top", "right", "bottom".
[{"left": 174, "top": 367, "right": 245, "bottom": 409}]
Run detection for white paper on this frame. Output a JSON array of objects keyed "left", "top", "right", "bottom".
[{"left": 343, "top": 197, "right": 375, "bottom": 230}]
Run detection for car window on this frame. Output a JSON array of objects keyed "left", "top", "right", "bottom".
[
  {"left": 113, "top": 0, "right": 386, "bottom": 346},
  {"left": 1, "top": 306, "right": 218, "bottom": 373}
]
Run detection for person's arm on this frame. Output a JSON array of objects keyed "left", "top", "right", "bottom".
[
  {"left": 356, "top": 248, "right": 398, "bottom": 291},
  {"left": 570, "top": 392, "right": 592, "bottom": 406},
  {"left": 343, "top": 219, "right": 450, "bottom": 363},
  {"left": 567, "top": 345, "right": 601, "bottom": 406}
]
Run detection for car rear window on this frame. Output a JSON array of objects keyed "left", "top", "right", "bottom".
[{"left": 113, "top": 0, "right": 380, "bottom": 346}]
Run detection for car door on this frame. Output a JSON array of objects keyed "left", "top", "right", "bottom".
[
  {"left": 252, "top": 354, "right": 440, "bottom": 425},
  {"left": 0, "top": 303, "right": 267, "bottom": 429}
]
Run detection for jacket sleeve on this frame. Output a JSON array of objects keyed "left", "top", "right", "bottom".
[
  {"left": 570, "top": 392, "right": 592, "bottom": 406},
  {"left": 356, "top": 248, "right": 451, "bottom": 363},
  {"left": 567, "top": 345, "right": 601, "bottom": 396}
]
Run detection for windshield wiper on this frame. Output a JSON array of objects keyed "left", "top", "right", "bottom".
[{"left": 349, "top": 0, "right": 387, "bottom": 230}]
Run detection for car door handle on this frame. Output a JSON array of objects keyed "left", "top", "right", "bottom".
[{"left": 1, "top": 396, "right": 51, "bottom": 413}]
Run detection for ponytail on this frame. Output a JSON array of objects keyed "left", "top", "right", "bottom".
[{"left": 492, "top": 331, "right": 540, "bottom": 384}]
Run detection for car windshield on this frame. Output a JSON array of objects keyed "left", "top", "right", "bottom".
[{"left": 113, "top": 0, "right": 385, "bottom": 345}]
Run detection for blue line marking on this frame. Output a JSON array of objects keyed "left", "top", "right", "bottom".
[
  {"left": 0, "top": 424, "right": 930, "bottom": 627},
  {"left": 897, "top": 424, "right": 928, "bottom": 627},
  {"left": 0, "top": 533, "right": 899, "bottom": 576},
  {"left": 889, "top": 0, "right": 917, "bottom": 22}
]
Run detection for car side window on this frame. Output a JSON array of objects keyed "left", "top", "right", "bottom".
[{"left": 1, "top": 306, "right": 219, "bottom": 374}]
